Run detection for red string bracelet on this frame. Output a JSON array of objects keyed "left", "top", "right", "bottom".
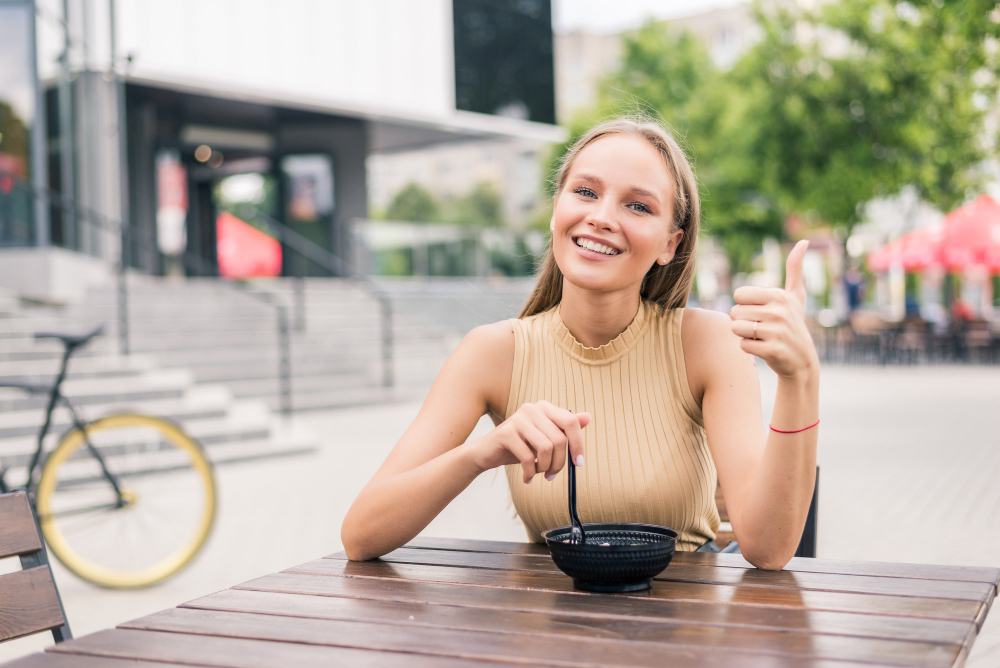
[{"left": 769, "top": 419, "right": 820, "bottom": 434}]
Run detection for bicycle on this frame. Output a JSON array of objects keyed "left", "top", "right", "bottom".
[{"left": 0, "top": 326, "right": 217, "bottom": 588}]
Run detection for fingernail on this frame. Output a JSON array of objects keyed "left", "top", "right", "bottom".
[
  {"left": 575, "top": 455, "right": 584, "bottom": 467},
  {"left": 545, "top": 474, "right": 556, "bottom": 482}
]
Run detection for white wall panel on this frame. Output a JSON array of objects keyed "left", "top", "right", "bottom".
[{"left": 117, "top": 0, "right": 454, "bottom": 117}]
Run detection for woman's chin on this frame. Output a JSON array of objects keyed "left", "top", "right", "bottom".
[{"left": 560, "top": 266, "right": 633, "bottom": 294}]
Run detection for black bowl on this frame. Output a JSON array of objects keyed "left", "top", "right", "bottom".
[{"left": 543, "top": 523, "right": 677, "bottom": 593}]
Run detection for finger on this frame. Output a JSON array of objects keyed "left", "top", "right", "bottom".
[
  {"left": 738, "top": 337, "right": 771, "bottom": 358},
  {"left": 733, "top": 286, "right": 778, "bottom": 305},
  {"left": 784, "top": 240, "right": 809, "bottom": 298},
  {"left": 516, "top": 421, "right": 555, "bottom": 477},
  {"left": 732, "top": 319, "right": 769, "bottom": 341},
  {"left": 540, "top": 404, "right": 587, "bottom": 467},
  {"left": 730, "top": 304, "right": 775, "bottom": 323},
  {"left": 545, "top": 443, "right": 566, "bottom": 480},
  {"left": 505, "top": 436, "right": 538, "bottom": 484},
  {"left": 534, "top": 420, "right": 567, "bottom": 478}
]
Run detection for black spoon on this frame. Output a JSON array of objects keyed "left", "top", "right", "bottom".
[{"left": 567, "top": 455, "right": 586, "bottom": 545}]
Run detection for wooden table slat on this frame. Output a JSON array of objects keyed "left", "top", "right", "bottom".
[
  {"left": 288, "top": 557, "right": 989, "bottom": 628},
  {"left": 1, "top": 653, "right": 211, "bottom": 668},
  {"left": 234, "top": 572, "right": 977, "bottom": 647},
  {"left": 123, "top": 606, "right": 902, "bottom": 668},
  {"left": 401, "top": 537, "right": 1000, "bottom": 591},
  {"left": 180, "top": 586, "right": 965, "bottom": 667},
  {"left": 47, "top": 628, "right": 513, "bottom": 668},
  {"left": 326, "top": 548, "right": 995, "bottom": 604}
]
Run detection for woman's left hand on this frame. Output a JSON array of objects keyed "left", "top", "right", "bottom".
[{"left": 729, "top": 240, "right": 820, "bottom": 382}]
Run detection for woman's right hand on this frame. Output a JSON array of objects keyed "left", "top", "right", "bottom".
[{"left": 465, "top": 400, "right": 591, "bottom": 483}]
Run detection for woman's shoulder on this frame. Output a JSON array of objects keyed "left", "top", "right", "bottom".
[
  {"left": 678, "top": 307, "right": 745, "bottom": 403},
  {"left": 464, "top": 319, "right": 515, "bottom": 351},
  {"left": 462, "top": 321, "right": 516, "bottom": 419},
  {"left": 645, "top": 302, "right": 730, "bottom": 338},
  {"left": 678, "top": 305, "right": 732, "bottom": 337}
]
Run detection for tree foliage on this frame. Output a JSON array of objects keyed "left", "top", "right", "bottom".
[
  {"left": 385, "top": 182, "right": 441, "bottom": 223},
  {"left": 449, "top": 182, "right": 505, "bottom": 227},
  {"left": 548, "top": 0, "right": 1000, "bottom": 271},
  {"left": 384, "top": 181, "right": 504, "bottom": 226}
]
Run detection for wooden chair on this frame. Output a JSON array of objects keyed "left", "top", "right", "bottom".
[
  {"left": 0, "top": 491, "right": 72, "bottom": 645},
  {"left": 714, "top": 467, "right": 819, "bottom": 558}
]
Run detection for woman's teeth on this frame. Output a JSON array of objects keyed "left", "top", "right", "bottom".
[{"left": 574, "top": 238, "right": 620, "bottom": 256}]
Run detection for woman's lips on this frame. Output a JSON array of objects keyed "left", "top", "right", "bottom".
[{"left": 571, "top": 237, "right": 622, "bottom": 260}]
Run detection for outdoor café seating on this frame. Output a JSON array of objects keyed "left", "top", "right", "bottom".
[{"left": 0, "top": 492, "right": 71, "bottom": 647}]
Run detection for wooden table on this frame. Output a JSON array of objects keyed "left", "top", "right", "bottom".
[{"left": 6, "top": 537, "right": 999, "bottom": 667}]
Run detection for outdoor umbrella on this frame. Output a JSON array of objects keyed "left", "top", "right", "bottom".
[
  {"left": 866, "top": 221, "right": 943, "bottom": 272},
  {"left": 867, "top": 195, "right": 1000, "bottom": 274}
]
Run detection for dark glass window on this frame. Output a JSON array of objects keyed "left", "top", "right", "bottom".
[{"left": 452, "top": 0, "right": 555, "bottom": 125}]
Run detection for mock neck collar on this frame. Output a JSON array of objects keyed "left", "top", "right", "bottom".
[{"left": 551, "top": 300, "right": 650, "bottom": 365}]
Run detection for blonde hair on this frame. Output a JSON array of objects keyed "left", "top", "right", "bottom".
[{"left": 520, "top": 116, "right": 700, "bottom": 318}]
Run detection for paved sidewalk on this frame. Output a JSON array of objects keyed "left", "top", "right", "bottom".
[{"left": 2, "top": 364, "right": 998, "bottom": 665}]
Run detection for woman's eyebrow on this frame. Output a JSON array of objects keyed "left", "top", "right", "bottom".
[{"left": 629, "top": 186, "right": 661, "bottom": 205}]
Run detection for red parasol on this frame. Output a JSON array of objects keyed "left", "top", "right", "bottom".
[
  {"left": 867, "top": 195, "right": 1000, "bottom": 274},
  {"left": 866, "top": 221, "right": 943, "bottom": 272}
]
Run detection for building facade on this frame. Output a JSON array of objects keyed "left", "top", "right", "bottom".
[{"left": 0, "top": 0, "right": 561, "bottom": 301}]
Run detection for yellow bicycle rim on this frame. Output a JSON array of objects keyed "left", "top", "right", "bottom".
[{"left": 36, "top": 413, "right": 217, "bottom": 588}]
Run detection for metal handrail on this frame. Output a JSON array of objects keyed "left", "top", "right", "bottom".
[
  {"left": 0, "top": 171, "right": 297, "bottom": 414},
  {"left": 234, "top": 204, "right": 394, "bottom": 388}
]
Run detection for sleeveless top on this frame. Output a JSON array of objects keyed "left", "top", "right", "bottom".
[{"left": 503, "top": 300, "right": 719, "bottom": 551}]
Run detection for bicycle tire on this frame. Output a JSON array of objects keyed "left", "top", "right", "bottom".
[{"left": 36, "top": 413, "right": 217, "bottom": 588}]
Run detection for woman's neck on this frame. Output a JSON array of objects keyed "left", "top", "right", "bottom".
[{"left": 558, "top": 282, "right": 642, "bottom": 348}]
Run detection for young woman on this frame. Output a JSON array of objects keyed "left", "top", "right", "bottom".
[{"left": 342, "top": 117, "right": 820, "bottom": 570}]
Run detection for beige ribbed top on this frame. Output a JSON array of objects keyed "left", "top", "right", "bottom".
[{"left": 504, "top": 300, "right": 719, "bottom": 551}]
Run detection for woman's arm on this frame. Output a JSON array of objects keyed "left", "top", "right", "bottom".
[
  {"left": 341, "top": 322, "right": 513, "bottom": 561},
  {"left": 684, "top": 241, "right": 819, "bottom": 570},
  {"left": 341, "top": 321, "right": 591, "bottom": 561}
]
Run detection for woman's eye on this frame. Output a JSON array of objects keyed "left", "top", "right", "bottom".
[
  {"left": 629, "top": 202, "right": 652, "bottom": 214},
  {"left": 573, "top": 187, "right": 596, "bottom": 198}
]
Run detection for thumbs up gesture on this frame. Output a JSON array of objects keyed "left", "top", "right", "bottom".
[{"left": 729, "top": 240, "right": 820, "bottom": 381}]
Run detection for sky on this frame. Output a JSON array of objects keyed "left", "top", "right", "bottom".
[{"left": 552, "top": 0, "right": 750, "bottom": 34}]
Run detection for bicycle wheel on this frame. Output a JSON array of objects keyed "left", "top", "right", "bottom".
[{"left": 36, "top": 413, "right": 217, "bottom": 588}]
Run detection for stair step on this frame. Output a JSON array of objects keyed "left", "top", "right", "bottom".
[
  {"left": 0, "top": 368, "right": 193, "bottom": 413},
  {"left": 0, "top": 385, "right": 234, "bottom": 439}
]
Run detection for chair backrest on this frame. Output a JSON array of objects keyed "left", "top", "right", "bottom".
[
  {"left": 714, "top": 466, "right": 819, "bottom": 558},
  {"left": 0, "top": 491, "right": 71, "bottom": 644}
]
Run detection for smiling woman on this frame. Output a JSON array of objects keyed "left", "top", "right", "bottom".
[{"left": 341, "top": 115, "right": 820, "bottom": 570}]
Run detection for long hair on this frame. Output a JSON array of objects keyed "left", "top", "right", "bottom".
[{"left": 520, "top": 116, "right": 701, "bottom": 318}]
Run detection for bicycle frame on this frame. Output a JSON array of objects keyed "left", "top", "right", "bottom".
[{"left": 0, "top": 344, "right": 125, "bottom": 505}]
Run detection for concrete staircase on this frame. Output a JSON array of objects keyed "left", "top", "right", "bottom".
[
  {"left": 0, "top": 328, "right": 315, "bottom": 490},
  {"left": 63, "top": 277, "right": 459, "bottom": 412}
]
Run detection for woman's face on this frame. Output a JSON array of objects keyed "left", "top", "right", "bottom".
[{"left": 551, "top": 133, "right": 683, "bottom": 295}]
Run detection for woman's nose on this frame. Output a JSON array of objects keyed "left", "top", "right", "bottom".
[{"left": 586, "top": 201, "right": 619, "bottom": 232}]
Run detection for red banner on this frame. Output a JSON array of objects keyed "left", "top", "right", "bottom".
[{"left": 216, "top": 211, "right": 282, "bottom": 278}]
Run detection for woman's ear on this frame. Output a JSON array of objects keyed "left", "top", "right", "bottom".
[{"left": 657, "top": 229, "right": 684, "bottom": 265}]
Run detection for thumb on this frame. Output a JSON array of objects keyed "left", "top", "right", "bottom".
[
  {"left": 784, "top": 240, "right": 809, "bottom": 299},
  {"left": 576, "top": 412, "right": 591, "bottom": 428}
]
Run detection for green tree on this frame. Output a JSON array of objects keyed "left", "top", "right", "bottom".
[
  {"left": 546, "top": 1, "right": 1000, "bottom": 271},
  {"left": 731, "top": 0, "right": 999, "bottom": 227},
  {"left": 448, "top": 181, "right": 504, "bottom": 227},
  {"left": 385, "top": 182, "right": 441, "bottom": 222}
]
